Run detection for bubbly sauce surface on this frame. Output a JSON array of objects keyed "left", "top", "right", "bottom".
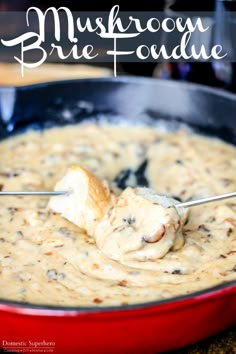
[{"left": 0, "top": 123, "right": 235, "bottom": 306}]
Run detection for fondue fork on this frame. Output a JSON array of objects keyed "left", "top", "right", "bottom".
[
  {"left": 0, "top": 191, "right": 68, "bottom": 196},
  {"left": 176, "top": 191, "right": 236, "bottom": 208},
  {"left": 0, "top": 190, "right": 236, "bottom": 208}
]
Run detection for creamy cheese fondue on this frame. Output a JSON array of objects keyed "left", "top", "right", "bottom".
[{"left": 0, "top": 123, "right": 235, "bottom": 306}]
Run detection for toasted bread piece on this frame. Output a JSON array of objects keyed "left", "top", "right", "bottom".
[
  {"left": 49, "top": 167, "right": 188, "bottom": 262},
  {"left": 48, "top": 165, "right": 113, "bottom": 235}
]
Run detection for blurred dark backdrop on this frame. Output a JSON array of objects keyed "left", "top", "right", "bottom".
[{"left": 1, "top": 0, "right": 236, "bottom": 92}]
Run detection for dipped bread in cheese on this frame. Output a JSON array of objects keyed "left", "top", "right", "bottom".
[
  {"left": 48, "top": 166, "right": 188, "bottom": 262},
  {"left": 48, "top": 165, "right": 113, "bottom": 235}
]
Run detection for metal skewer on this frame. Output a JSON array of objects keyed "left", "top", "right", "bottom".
[
  {"left": 177, "top": 191, "right": 236, "bottom": 208},
  {"left": 0, "top": 190, "right": 235, "bottom": 208},
  {"left": 0, "top": 191, "right": 68, "bottom": 196}
]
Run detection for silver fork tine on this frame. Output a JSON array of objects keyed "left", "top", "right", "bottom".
[
  {"left": 177, "top": 192, "right": 236, "bottom": 208},
  {"left": 0, "top": 191, "right": 235, "bottom": 208},
  {"left": 0, "top": 191, "right": 69, "bottom": 196}
]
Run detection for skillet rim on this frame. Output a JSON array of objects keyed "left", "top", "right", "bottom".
[{"left": 0, "top": 75, "right": 236, "bottom": 102}]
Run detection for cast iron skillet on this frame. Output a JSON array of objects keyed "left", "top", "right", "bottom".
[{"left": 0, "top": 77, "right": 235, "bottom": 354}]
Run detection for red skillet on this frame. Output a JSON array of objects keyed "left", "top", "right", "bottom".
[{"left": 0, "top": 77, "right": 235, "bottom": 353}]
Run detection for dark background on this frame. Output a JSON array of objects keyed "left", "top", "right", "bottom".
[{"left": 1, "top": 0, "right": 236, "bottom": 92}]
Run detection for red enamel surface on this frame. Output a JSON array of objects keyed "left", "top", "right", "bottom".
[{"left": 0, "top": 284, "right": 235, "bottom": 353}]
